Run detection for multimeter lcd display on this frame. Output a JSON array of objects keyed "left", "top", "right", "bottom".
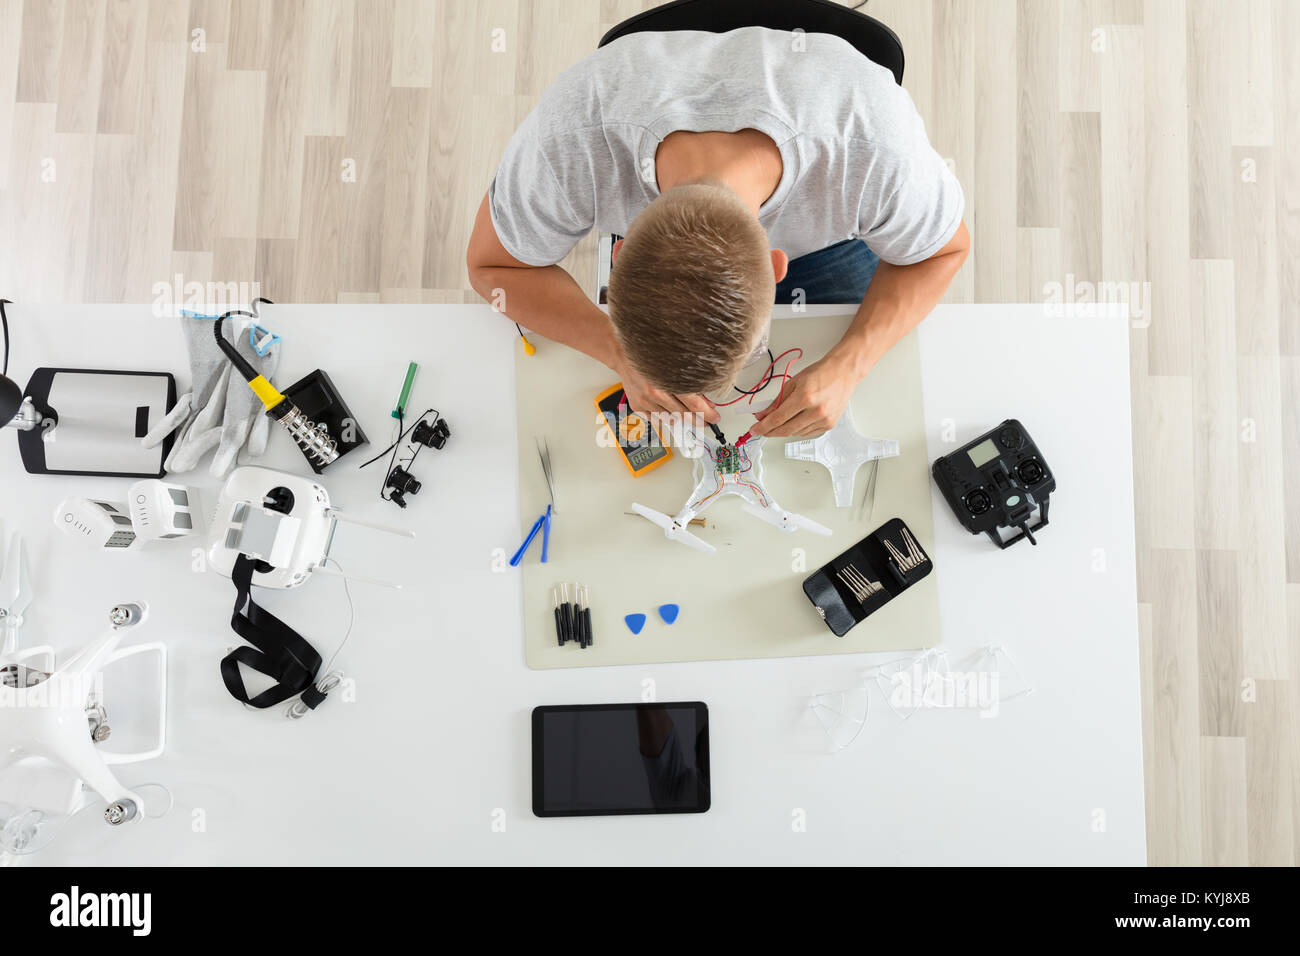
[
  {"left": 967, "top": 438, "right": 1001, "bottom": 468},
  {"left": 532, "top": 702, "right": 710, "bottom": 817},
  {"left": 627, "top": 444, "right": 665, "bottom": 471}
]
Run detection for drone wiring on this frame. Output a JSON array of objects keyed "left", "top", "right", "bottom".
[
  {"left": 712, "top": 346, "right": 804, "bottom": 411},
  {"left": 694, "top": 471, "right": 725, "bottom": 509}
]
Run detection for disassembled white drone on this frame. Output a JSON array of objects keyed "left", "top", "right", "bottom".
[
  {"left": 631, "top": 426, "right": 831, "bottom": 554},
  {"left": 784, "top": 406, "right": 899, "bottom": 508},
  {"left": 0, "top": 530, "right": 167, "bottom": 853}
]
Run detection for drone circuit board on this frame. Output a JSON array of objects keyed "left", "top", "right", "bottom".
[{"left": 715, "top": 444, "right": 742, "bottom": 474}]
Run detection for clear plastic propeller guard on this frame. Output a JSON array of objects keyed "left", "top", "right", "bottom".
[
  {"left": 630, "top": 425, "right": 832, "bottom": 554},
  {"left": 784, "top": 406, "right": 899, "bottom": 507}
]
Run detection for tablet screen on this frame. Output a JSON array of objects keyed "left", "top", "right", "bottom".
[{"left": 532, "top": 702, "right": 710, "bottom": 817}]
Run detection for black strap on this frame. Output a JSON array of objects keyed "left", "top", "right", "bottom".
[{"left": 220, "top": 555, "right": 323, "bottom": 709}]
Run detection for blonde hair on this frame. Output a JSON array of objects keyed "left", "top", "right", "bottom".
[{"left": 607, "top": 182, "right": 773, "bottom": 394}]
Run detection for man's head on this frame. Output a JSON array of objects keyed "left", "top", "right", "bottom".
[{"left": 608, "top": 181, "right": 787, "bottom": 395}]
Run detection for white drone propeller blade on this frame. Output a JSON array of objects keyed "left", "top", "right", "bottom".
[
  {"left": 670, "top": 526, "right": 715, "bottom": 554},
  {"left": 1, "top": 533, "right": 32, "bottom": 614},
  {"left": 630, "top": 502, "right": 674, "bottom": 531},
  {"left": 741, "top": 502, "right": 832, "bottom": 537},
  {"left": 740, "top": 500, "right": 791, "bottom": 531},
  {"left": 630, "top": 503, "right": 715, "bottom": 554},
  {"left": 787, "top": 512, "right": 833, "bottom": 536}
]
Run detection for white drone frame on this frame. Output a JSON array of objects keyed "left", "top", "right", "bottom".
[
  {"left": 0, "top": 529, "right": 166, "bottom": 840},
  {"left": 631, "top": 426, "right": 830, "bottom": 554}
]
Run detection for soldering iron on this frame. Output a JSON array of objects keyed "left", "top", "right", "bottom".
[{"left": 213, "top": 300, "right": 340, "bottom": 469}]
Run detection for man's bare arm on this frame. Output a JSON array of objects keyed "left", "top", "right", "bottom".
[
  {"left": 465, "top": 192, "right": 719, "bottom": 421},
  {"left": 466, "top": 193, "right": 621, "bottom": 368},
  {"left": 752, "top": 221, "right": 971, "bottom": 437}
]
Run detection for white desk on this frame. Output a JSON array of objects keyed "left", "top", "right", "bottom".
[{"left": 4, "top": 304, "right": 1144, "bottom": 866}]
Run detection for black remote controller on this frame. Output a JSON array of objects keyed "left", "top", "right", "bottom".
[{"left": 931, "top": 419, "right": 1055, "bottom": 549}]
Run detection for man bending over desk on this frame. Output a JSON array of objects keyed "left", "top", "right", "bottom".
[{"left": 466, "top": 27, "right": 968, "bottom": 438}]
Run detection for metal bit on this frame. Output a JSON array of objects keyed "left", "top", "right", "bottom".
[
  {"left": 836, "top": 563, "right": 883, "bottom": 603},
  {"left": 883, "top": 527, "right": 926, "bottom": 573}
]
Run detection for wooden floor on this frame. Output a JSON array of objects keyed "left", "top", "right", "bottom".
[{"left": 1, "top": 0, "right": 1295, "bottom": 865}]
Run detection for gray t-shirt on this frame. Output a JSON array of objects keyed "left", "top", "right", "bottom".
[{"left": 489, "top": 27, "right": 964, "bottom": 267}]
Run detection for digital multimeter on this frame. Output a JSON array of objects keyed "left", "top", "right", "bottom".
[
  {"left": 931, "top": 419, "right": 1055, "bottom": 549},
  {"left": 593, "top": 384, "right": 674, "bottom": 477}
]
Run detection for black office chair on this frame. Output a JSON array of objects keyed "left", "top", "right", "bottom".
[{"left": 599, "top": 0, "right": 904, "bottom": 85}]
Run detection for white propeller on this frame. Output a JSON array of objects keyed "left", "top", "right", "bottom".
[
  {"left": 630, "top": 502, "right": 715, "bottom": 554},
  {"left": 0, "top": 531, "right": 33, "bottom": 656},
  {"left": 741, "top": 502, "right": 832, "bottom": 537},
  {"left": 787, "top": 512, "right": 832, "bottom": 536}
]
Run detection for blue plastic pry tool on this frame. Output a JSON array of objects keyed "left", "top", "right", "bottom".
[
  {"left": 657, "top": 603, "right": 680, "bottom": 625},
  {"left": 510, "top": 504, "right": 551, "bottom": 567},
  {"left": 624, "top": 613, "right": 647, "bottom": 635},
  {"left": 539, "top": 505, "right": 551, "bottom": 562}
]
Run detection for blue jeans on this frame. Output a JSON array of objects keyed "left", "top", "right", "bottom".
[{"left": 774, "top": 239, "right": 879, "bottom": 304}]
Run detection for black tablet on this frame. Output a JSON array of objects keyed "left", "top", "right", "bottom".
[{"left": 531, "top": 702, "right": 710, "bottom": 817}]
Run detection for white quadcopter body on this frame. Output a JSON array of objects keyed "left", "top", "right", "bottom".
[
  {"left": 631, "top": 427, "right": 831, "bottom": 554},
  {"left": 0, "top": 534, "right": 166, "bottom": 845}
]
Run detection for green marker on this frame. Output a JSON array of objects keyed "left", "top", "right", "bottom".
[{"left": 393, "top": 361, "right": 418, "bottom": 419}]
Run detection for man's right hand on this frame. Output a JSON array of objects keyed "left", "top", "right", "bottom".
[{"left": 617, "top": 361, "right": 720, "bottom": 424}]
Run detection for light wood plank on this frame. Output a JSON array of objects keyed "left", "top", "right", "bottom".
[
  {"left": 302, "top": 0, "right": 353, "bottom": 137},
  {"left": 1187, "top": 0, "right": 1233, "bottom": 259},
  {"left": 0, "top": 0, "right": 25, "bottom": 189},
  {"left": 146, "top": 0, "right": 190, "bottom": 44},
  {"left": 1190, "top": 259, "right": 1240, "bottom": 550},
  {"left": 1016, "top": 226, "right": 1061, "bottom": 304},
  {"left": 1276, "top": 0, "right": 1300, "bottom": 355},
  {"left": 54, "top": 0, "right": 105, "bottom": 133},
  {"left": 972, "top": 0, "right": 1016, "bottom": 302},
  {"left": 1246, "top": 680, "right": 1296, "bottom": 864},
  {"left": 1236, "top": 356, "right": 1288, "bottom": 678},
  {"left": 1283, "top": 359, "right": 1300, "bottom": 582},
  {"left": 1143, "top": 0, "right": 1192, "bottom": 376},
  {"left": 1148, "top": 548, "right": 1204, "bottom": 865},
  {"left": 1200, "top": 736, "right": 1249, "bottom": 865},
  {"left": 1016, "top": 0, "right": 1058, "bottom": 228},
  {"left": 15, "top": 0, "right": 63, "bottom": 104},
  {"left": 380, "top": 87, "right": 430, "bottom": 291},
  {"left": 1099, "top": 27, "right": 1145, "bottom": 313},
  {"left": 1229, "top": 0, "right": 1273, "bottom": 148},
  {"left": 1232, "top": 147, "right": 1280, "bottom": 357},
  {"left": 1058, "top": 111, "right": 1100, "bottom": 284},
  {"left": 1133, "top": 375, "right": 1195, "bottom": 553},
  {"left": 226, "top": 0, "right": 272, "bottom": 71},
  {"left": 337, "top": 0, "right": 393, "bottom": 294},
  {"left": 1197, "top": 549, "right": 1245, "bottom": 737},
  {"left": 255, "top": 0, "right": 307, "bottom": 240},
  {"left": 930, "top": 0, "right": 973, "bottom": 304},
  {"left": 97, "top": 0, "right": 148, "bottom": 134},
  {"left": 391, "top": 0, "right": 436, "bottom": 88}
]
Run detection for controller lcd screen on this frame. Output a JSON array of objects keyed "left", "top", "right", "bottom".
[
  {"left": 967, "top": 438, "right": 1001, "bottom": 467},
  {"left": 532, "top": 702, "right": 710, "bottom": 817}
]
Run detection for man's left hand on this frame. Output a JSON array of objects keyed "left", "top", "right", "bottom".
[{"left": 748, "top": 354, "right": 860, "bottom": 438}]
